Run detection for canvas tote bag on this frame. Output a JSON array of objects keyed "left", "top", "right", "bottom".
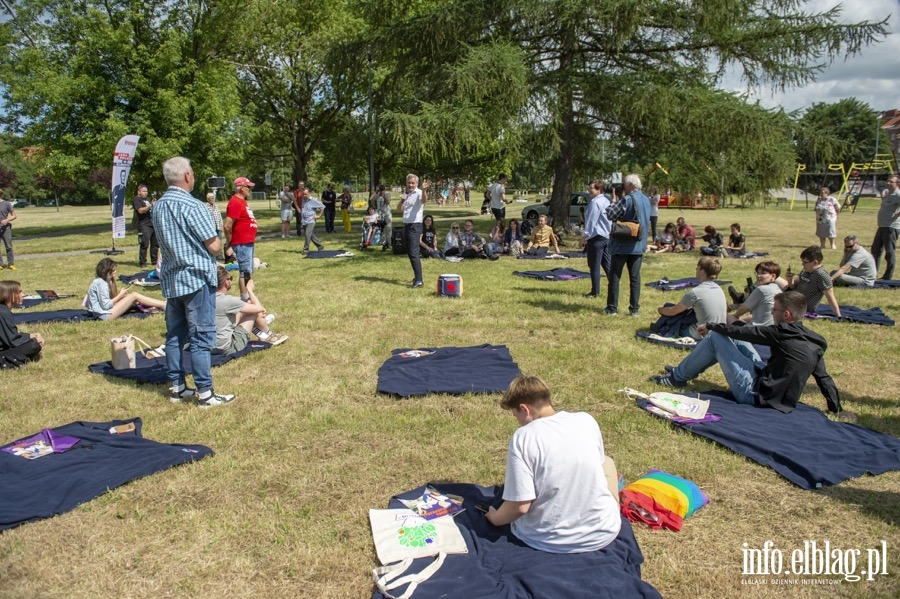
[
  {"left": 369, "top": 509, "right": 467, "bottom": 598},
  {"left": 110, "top": 335, "right": 153, "bottom": 370}
]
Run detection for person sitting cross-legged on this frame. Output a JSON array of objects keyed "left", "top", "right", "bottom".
[
  {"left": 214, "top": 266, "right": 287, "bottom": 353},
  {"left": 649, "top": 290, "right": 855, "bottom": 420},
  {"left": 485, "top": 374, "right": 621, "bottom": 553},
  {"left": 656, "top": 256, "right": 727, "bottom": 340},
  {"left": 459, "top": 219, "right": 498, "bottom": 260},
  {"left": 525, "top": 214, "right": 560, "bottom": 256},
  {"left": 830, "top": 235, "right": 877, "bottom": 288}
]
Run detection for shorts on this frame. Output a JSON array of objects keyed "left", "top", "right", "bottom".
[
  {"left": 232, "top": 243, "right": 254, "bottom": 278},
  {"left": 222, "top": 325, "right": 249, "bottom": 355},
  {"left": 280, "top": 208, "right": 293, "bottom": 222}
]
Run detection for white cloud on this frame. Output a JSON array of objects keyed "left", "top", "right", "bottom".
[{"left": 722, "top": 0, "right": 900, "bottom": 113}]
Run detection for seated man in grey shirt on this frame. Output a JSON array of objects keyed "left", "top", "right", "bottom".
[
  {"left": 831, "top": 235, "right": 877, "bottom": 287},
  {"left": 214, "top": 266, "right": 287, "bottom": 353},
  {"left": 656, "top": 256, "right": 728, "bottom": 340}
]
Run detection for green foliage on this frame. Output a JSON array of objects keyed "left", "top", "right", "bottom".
[{"left": 795, "top": 98, "right": 890, "bottom": 170}]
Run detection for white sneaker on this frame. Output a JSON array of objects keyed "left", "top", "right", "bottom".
[
  {"left": 265, "top": 313, "right": 276, "bottom": 325},
  {"left": 197, "top": 392, "right": 235, "bottom": 408},
  {"left": 169, "top": 386, "right": 197, "bottom": 403}
]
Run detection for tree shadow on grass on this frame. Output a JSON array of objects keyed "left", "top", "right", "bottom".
[
  {"left": 353, "top": 275, "right": 409, "bottom": 287},
  {"left": 816, "top": 486, "right": 900, "bottom": 526},
  {"left": 521, "top": 298, "right": 597, "bottom": 314}
]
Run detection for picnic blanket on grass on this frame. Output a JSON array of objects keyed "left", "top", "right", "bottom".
[
  {"left": 809, "top": 304, "right": 895, "bottom": 326},
  {"left": 377, "top": 345, "right": 521, "bottom": 397},
  {"left": 645, "top": 278, "right": 731, "bottom": 291},
  {"left": 872, "top": 279, "right": 900, "bottom": 289},
  {"left": 372, "top": 483, "right": 661, "bottom": 599},
  {"left": 516, "top": 251, "right": 586, "bottom": 259},
  {"left": 13, "top": 309, "right": 157, "bottom": 325},
  {"left": 88, "top": 340, "right": 271, "bottom": 384},
  {"left": 0, "top": 417, "right": 213, "bottom": 531},
  {"left": 512, "top": 268, "right": 590, "bottom": 281},
  {"left": 636, "top": 391, "right": 900, "bottom": 489},
  {"left": 304, "top": 249, "right": 354, "bottom": 258},
  {"left": 17, "top": 297, "right": 57, "bottom": 309}
]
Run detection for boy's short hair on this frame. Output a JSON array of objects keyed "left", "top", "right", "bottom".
[
  {"left": 755, "top": 261, "right": 781, "bottom": 277},
  {"left": 697, "top": 256, "right": 722, "bottom": 279},
  {"left": 730, "top": 223, "right": 741, "bottom": 231},
  {"left": 501, "top": 375, "right": 552, "bottom": 410},
  {"left": 216, "top": 265, "right": 231, "bottom": 289},
  {"left": 776, "top": 291, "right": 807, "bottom": 322},
  {"left": 800, "top": 246, "right": 823, "bottom": 264}
]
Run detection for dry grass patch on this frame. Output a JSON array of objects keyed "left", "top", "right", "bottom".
[{"left": 1, "top": 202, "right": 898, "bottom": 598}]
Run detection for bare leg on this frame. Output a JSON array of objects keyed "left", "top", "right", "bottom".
[{"left": 109, "top": 292, "right": 166, "bottom": 319}]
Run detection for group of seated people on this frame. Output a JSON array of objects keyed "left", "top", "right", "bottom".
[
  {"left": 1, "top": 254, "right": 290, "bottom": 370},
  {"left": 422, "top": 215, "right": 562, "bottom": 260},
  {"left": 647, "top": 241, "right": 879, "bottom": 421},
  {"left": 648, "top": 221, "right": 747, "bottom": 257},
  {"left": 656, "top": 241, "right": 870, "bottom": 345}
]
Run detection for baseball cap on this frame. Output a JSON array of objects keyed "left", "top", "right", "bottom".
[{"left": 234, "top": 176, "right": 255, "bottom": 188}]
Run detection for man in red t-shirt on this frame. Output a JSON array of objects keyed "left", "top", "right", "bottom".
[
  {"left": 224, "top": 176, "right": 258, "bottom": 300},
  {"left": 674, "top": 216, "right": 695, "bottom": 252},
  {"left": 292, "top": 180, "right": 306, "bottom": 237}
]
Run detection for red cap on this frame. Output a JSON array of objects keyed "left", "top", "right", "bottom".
[{"left": 234, "top": 176, "right": 255, "bottom": 188}]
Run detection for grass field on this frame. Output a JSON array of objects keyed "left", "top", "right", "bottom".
[{"left": 1, "top": 198, "right": 898, "bottom": 598}]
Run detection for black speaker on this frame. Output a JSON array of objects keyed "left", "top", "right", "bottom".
[
  {"left": 392, "top": 229, "right": 407, "bottom": 255},
  {"left": 207, "top": 176, "right": 225, "bottom": 188}
]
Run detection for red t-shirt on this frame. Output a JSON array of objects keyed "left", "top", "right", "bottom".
[{"left": 226, "top": 194, "right": 258, "bottom": 245}]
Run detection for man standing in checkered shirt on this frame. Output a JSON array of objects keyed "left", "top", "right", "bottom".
[{"left": 153, "top": 156, "right": 235, "bottom": 408}]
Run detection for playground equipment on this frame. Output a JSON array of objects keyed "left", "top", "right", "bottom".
[{"left": 790, "top": 154, "right": 896, "bottom": 210}]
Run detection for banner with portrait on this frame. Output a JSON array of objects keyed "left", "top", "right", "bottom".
[{"left": 111, "top": 135, "right": 140, "bottom": 239}]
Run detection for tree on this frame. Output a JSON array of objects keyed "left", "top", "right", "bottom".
[
  {"left": 0, "top": 0, "right": 248, "bottom": 190},
  {"left": 503, "top": 0, "right": 889, "bottom": 226},
  {"left": 796, "top": 98, "right": 891, "bottom": 171}
]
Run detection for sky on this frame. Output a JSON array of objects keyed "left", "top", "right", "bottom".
[{"left": 721, "top": 0, "right": 900, "bottom": 114}]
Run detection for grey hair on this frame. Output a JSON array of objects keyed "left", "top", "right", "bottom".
[
  {"left": 162, "top": 157, "right": 192, "bottom": 185},
  {"left": 624, "top": 173, "right": 642, "bottom": 190},
  {"left": 406, "top": 173, "right": 418, "bottom": 183}
]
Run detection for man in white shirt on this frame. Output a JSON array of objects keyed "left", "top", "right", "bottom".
[
  {"left": 486, "top": 375, "right": 621, "bottom": 553},
  {"left": 398, "top": 174, "right": 425, "bottom": 287},
  {"left": 489, "top": 174, "right": 510, "bottom": 221}
]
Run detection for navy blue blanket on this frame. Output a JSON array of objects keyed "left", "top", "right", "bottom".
[
  {"left": 13, "top": 309, "right": 156, "bottom": 325},
  {"left": 377, "top": 345, "right": 521, "bottom": 397},
  {"left": 305, "top": 249, "right": 353, "bottom": 258},
  {"left": 644, "top": 392, "right": 900, "bottom": 489},
  {"left": 0, "top": 418, "right": 213, "bottom": 531},
  {"left": 649, "top": 307, "right": 698, "bottom": 337},
  {"left": 517, "top": 251, "right": 586, "bottom": 259},
  {"left": 372, "top": 483, "right": 661, "bottom": 599},
  {"left": 810, "top": 304, "right": 895, "bottom": 326},
  {"left": 645, "top": 278, "right": 731, "bottom": 291},
  {"left": 17, "top": 297, "right": 56, "bottom": 309},
  {"left": 119, "top": 270, "right": 157, "bottom": 284},
  {"left": 873, "top": 279, "right": 900, "bottom": 289},
  {"left": 87, "top": 340, "right": 271, "bottom": 384},
  {"left": 512, "top": 268, "right": 590, "bottom": 280}
]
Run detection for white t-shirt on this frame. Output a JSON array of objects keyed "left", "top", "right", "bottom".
[
  {"left": 503, "top": 411, "right": 621, "bottom": 553},
  {"left": 489, "top": 182, "right": 506, "bottom": 209}
]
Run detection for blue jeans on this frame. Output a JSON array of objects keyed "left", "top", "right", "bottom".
[
  {"left": 586, "top": 235, "right": 610, "bottom": 295},
  {"left": 672, "top": 332, "right": 765, "bottom": 405},
  {"left": 165, "top": 284, "right": 217, "bottom": 393},
  {"left": 232, "top": 243, "right": 254, "bottom": 281}
]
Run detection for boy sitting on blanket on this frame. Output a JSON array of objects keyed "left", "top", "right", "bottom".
[
  {"left": 214, "top": 266, "right": 287, "bottom": 353},
  {"left": 650, "top": 290, "right": 856, "bottom": 421},
  {"left": 486, "top": 375, "right": 622, "bottom": 553},
  {"left": 656, "top": 257, "right": 727, "bottom": 340}
]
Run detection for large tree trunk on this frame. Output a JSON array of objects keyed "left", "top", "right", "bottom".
[
  {"left": 291, "top": 128, "right": 308, "bottom": 184},
  {"left": 549, "top": 31, "right": 576, "bottom": 231}
]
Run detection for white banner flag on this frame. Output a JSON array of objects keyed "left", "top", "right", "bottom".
[{"left": 111, "top": 135, "right": 140, "bottom": 239}]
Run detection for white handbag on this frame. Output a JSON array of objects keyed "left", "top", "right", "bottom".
[
  {"left": 369, "top": 509, "right": 467, "bottom": 565},
  {"left": 110, "top": 335, "right": 153, "bottom": 370}
]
